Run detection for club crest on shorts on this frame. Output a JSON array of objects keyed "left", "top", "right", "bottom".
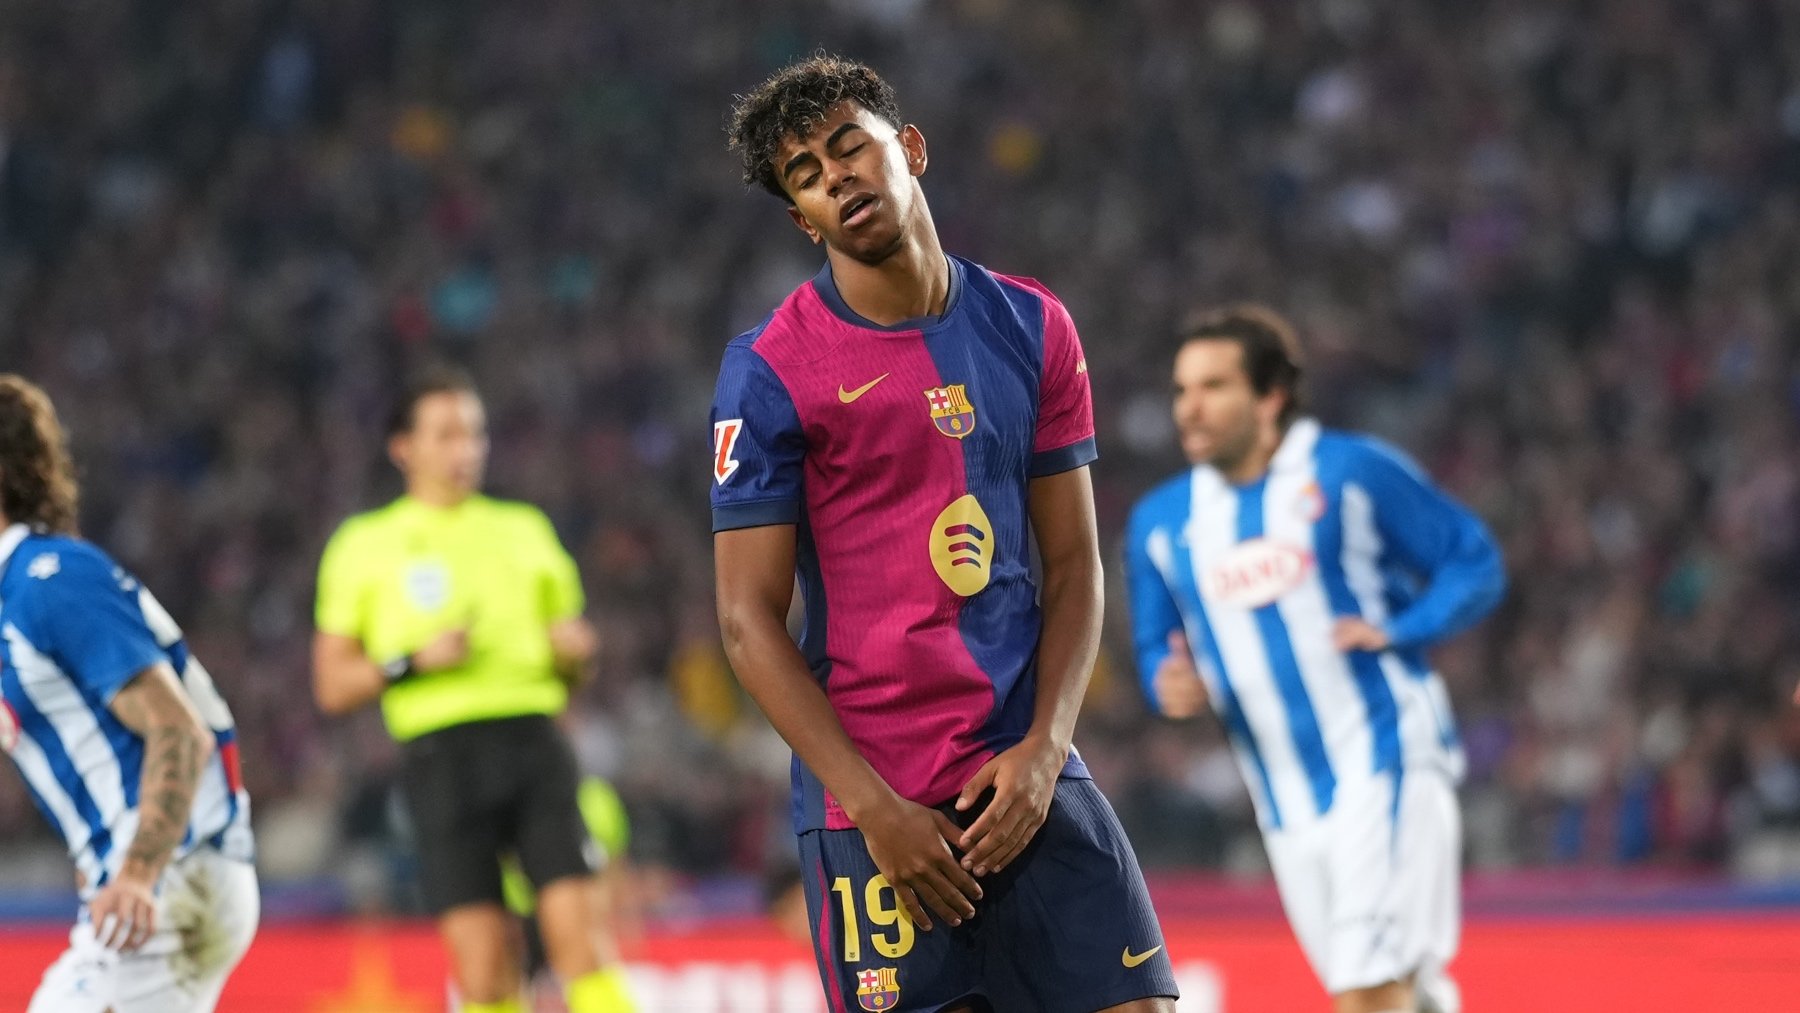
[
  {"left": 856, "top": 967, "right": 900, "bottom": 1011},
  {"left": 924, "top": 384, "right": 976, "bottom": 439}
]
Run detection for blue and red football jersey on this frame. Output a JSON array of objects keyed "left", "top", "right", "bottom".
[{"left": 710, "top": 255, "right": 1096, "bottom": 831}]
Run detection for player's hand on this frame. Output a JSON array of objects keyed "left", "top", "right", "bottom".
[
  {"left": 412, "top": 628, "right": 470, "bottom": 672},
  {"left": 87, "top": 871, "right": 158, "bottom": 952},
  {"left": 954, "top": 733, "right": 1063, "bottom": 878},
  {"left": 1332, "top": 617, "right": 1391, "bottom": 653},
  {"left": 859, "top": 796, "right": 982, "bottom": 931},
  {"left": 1154, "top": 631, "right": 1208, "bottom": 718}
]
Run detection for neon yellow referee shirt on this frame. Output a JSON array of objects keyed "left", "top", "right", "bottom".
[{"left": 315, "top": 494, "right": 584, "bottom": 742}]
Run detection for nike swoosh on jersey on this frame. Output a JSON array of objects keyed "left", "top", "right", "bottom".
[
  {"left": 838, "top": 373, "right": 890, "bottom": 403},
  {"left": 1122, "top": 945, "right": 1163, "bottom": 968}
]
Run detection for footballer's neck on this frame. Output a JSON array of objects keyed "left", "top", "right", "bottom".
[
  {"left": 406, "top": 482, "right": 475, "bottom": 510},
  {"left": 1220, "top": 424, "right": 1287, "bottom": 486},
  {"left": 828, "top": 205, "right": 950, "bottom": 327}
]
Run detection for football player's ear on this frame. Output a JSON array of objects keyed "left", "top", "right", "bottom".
[
  {"left": 387, "top": 433, "right": 410, "bottom": 473},
  {"left": 901, "top": 125, "right": 928, "bottom": 178},
  {"left": 787, "top": 205, "right": 823, "bottom": 245}
]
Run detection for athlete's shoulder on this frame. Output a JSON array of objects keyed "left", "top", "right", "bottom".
[
  {"left": 715, "top": 311, "right": 809, "bottom": 415},
  {"left": 1, "top": 533, "right": 128, "bottom": 613},
  {"left": 1127, "top": 471, "right": 1195, "bottom": 535},
  {"left": 1314, "top": 426, "right": 1428, "bottom": 482},
  {"left": 724, "top": 277, "right": 846, "bottom": 368},
  {"left": 324, "top": 499, "right": 409, "bottom": 545},
  {"left": 472, "top": 495, "right": 555, "bottom": 532},
  {"left": 723, "top": 310, "right": 778, "bottom": 354},
  {"left": 983, "top": 265, "right": 1058, "bottom": 303},
  {"left": 962, "top": 257, "right": 1039, "bottom": 305}
]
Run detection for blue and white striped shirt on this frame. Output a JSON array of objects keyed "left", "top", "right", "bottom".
[
  {"left": 0, "top": 524, "right": 252, "bottom": 895},
  {"left": 1124, "top": 419, "right": 1504, "bottom": 831}
]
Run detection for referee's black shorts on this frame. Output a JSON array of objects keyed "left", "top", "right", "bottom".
[{"left": 398, "top": 713, "right": 598, "bottom": 914}]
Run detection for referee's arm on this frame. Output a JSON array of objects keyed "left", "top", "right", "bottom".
[
  {"left": 539, "top": 510, "right": 598, "bottom": 687},
  {"left": 548, "top": 616, "right": 599, "bottom": 687},
  {"left": 313, "top": 628, "right": 468, "bottom": 715}
]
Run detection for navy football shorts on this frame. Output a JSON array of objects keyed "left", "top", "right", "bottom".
[{"left": 798, "top": 777, "right": 1178, "bottom": 1013}]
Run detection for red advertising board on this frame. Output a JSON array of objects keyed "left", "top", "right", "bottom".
[{"left": 3, "top": 914, "right": 1797, "bottom": 1011}]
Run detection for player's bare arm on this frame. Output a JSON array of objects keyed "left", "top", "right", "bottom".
[
  {"left": 311, "top": 627, "right": 469, "bottom": 715},
  {"left": 92, "top": 663, "right": 215, "bottom": 951},
  {"left": 716, "top": 523, "right": 982, "bottom": 930},
  {"left": 1153, "top": 631, "right": 1208, "bottom": 719},
  {"left": 957, "top": 465, "right": 1103, "bottom": 876}
]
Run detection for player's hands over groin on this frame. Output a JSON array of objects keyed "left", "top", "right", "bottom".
[
  {"left": 89, "top": 873, "right": 158, "bottom": 952},
  {"left": 861, "top": 797, "right": 983, "bottom": 931},
  {"left": 955, "top": 733, "right": 1064, "bottom": 877}
]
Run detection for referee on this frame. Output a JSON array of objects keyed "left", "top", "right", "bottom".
[{"left": 312, "top": 367, "right": 632, "bottom": 1013}]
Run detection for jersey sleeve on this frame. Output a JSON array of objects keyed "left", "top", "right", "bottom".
[
  {"left": 530, "top": 510, "right": 586, "bottom": 621},
  {"left": 22, "top": 549, "right": 167, "bottom": 703},
  {"left": 710, "top": 341, "right": 807, "bottom": 531},
  {"left": 1123, "top": 498, "right": 1185, "bottom": 704},
  {"left": 1352, "top": 438, "right": 1506, "bottom": 649},
  {"left": 314, "top": 521, "right": 370, "bottom": 639},
  {"left": 1027, "top": 284, "right": 1097, "bottom": 477}
]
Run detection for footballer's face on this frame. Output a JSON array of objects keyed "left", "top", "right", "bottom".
[
  {"left": 777, "top": 101, "right": 927, "bottom": 264},
  {"left": 392, "top": 391, "right": 488, "bottom": 499},
  {"left": 1172, "top": 339, "right": 1283, "bottom": 473}
]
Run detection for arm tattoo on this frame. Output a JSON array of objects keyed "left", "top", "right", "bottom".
[
  {"left": 106, "top": 668, "right": 212, "bottom": 880},
  {"left": 122, "top": 724, "right": 207, "bottom": 875}
]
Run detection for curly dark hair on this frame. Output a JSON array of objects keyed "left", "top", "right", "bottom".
[
  {"left": 0, "top": 374, "right": 79, "bottom": 534},
  {"left": 728, "top": 54, "right": 902, "bottom": 201},
  {"left": 1180, "top": 304, "right": 1308, "bottom": 428}
]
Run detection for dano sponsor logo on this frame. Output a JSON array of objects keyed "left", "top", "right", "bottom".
[{"left": 1202, "top": 539, "right": 1313, "bottom": 610}]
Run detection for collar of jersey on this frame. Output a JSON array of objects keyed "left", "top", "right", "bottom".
[
  {"left": 396, "top": 494, "right": 483, "bottom": 520},
  {"left": 809, "top": 254, "right": 965, "bottom": 334},
  {"left": 1194, "top": 417, "right": 1323, "bottom": 494},
  {"left": 0, "top": 523, "right": 28, "bottom": 575}
]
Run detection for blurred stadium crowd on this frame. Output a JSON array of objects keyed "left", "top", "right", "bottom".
[{"left": 3, "top": 0, "right": 1800, "bottom": 912}]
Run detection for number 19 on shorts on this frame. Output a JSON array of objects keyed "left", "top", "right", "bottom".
[{"left": 831, "top": 875, "right": 916, "bottom": 962}]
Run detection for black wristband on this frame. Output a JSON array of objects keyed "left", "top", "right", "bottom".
[{"left": 381, "top": 654, "right": 416, "bottom": 685}]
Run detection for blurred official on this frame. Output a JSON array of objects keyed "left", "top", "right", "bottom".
[{"left": 311, "top": 366, "right": 631, "bottom": 1013}]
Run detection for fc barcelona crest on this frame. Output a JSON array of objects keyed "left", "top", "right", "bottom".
[
  {"left": 924, "top": 384, "right": 976, "bottom": 439},
  {"left": 856, "top": 967, "right": 901, "bottom": 1011}
]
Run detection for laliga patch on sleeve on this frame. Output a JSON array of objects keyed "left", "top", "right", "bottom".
[{"left": 713, "top": 418, "right": 744, "bottom": 485}]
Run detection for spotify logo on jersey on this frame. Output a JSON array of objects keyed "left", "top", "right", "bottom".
[{"left": 930, "top": 495, "right": 993, "bottom": 596}]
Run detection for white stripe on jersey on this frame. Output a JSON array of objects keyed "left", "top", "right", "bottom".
[
  {"left": 0, "top": 644, "right": 105, "bottom": 888},
  {"left": 1150, "top": 521, "right": 1283, "bottom": 827},
  {"left": 5, "top": 628, "right": 132, "bottom": 873},
  {"left": 1185, "top": 471, "right": 1321, "bottom": 828},
  {"left": 1264, "top": 456, "right": 1377, "bottom": 793}
]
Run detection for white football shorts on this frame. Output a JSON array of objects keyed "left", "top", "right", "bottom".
[
  {"left": 1263, "top": 769, "right": 1461, "bottom": 1007},
  {"left": 29, "top": 845, "right": 260, "bottom": 1013}
]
